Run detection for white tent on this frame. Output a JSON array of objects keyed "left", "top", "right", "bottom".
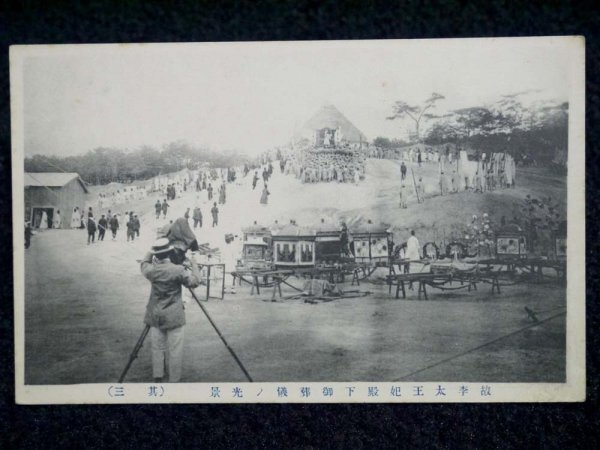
[{"left": 293, "top": 104, "right": 367, "bottom": 146}]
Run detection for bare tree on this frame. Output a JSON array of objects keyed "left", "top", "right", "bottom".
[{"left": 387, "top": 92, "right": 445, "bottom": 142}]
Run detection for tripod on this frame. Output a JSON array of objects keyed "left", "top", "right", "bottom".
[
  {"left": 118, "top": 325, "right": 150, "bottom": 383},
  {"left": 118, "top": 288, "right": 253, "bottom": 383}
]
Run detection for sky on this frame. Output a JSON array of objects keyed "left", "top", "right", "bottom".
[{"left": 17, "top": 37, "right": 575, "bottom": 157}]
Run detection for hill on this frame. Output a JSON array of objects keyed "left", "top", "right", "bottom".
[{"left": 79, "top": 157, "right": 566, "bottom": 270}]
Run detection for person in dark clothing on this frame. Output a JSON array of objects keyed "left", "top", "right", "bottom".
[
  {"left": 155, "top": 200, "right": 162, "bottom": 219},
  {"left": 162, "top": 199, "right": 169, "bottom": 218},
  {"left": 134, "top": 214, "right": 141, "bottom": 237},
  {"left": 252, "top": 171, "right": 259, "bottom": 190},
  {"left": 207, "top": 184, "right": 213, "bottom": 201},
  {"left": 184, "top": 208, "right": 190, "bottom": 221},
  {"left": 192, "top": 206, "right": 202, "bottom": 229},
  {"left": 127, "top": 214, "right": 136, "bottom": 242},
  {"left": 340, "top": 222, "right": 350, "bottom": 256},
  {"left": 400, "top": 161, "right": 407, "bottom": 181},
  {"left": 98, "top": 215, "right": 108, "bottom": 241},
  {"left": 87, "top": 214, "right": 97, "bottom": 244},
  {"left": 211, "top": 202, "right": 219, "bottom": 227},
  {"left": 25, "top": 221, "right": 33, "bottom": 249},
  {"left": 109, "top": 214, "right": 119, "bottom": 240}
]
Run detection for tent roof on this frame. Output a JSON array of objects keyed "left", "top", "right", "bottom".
[
  {"left": 25, "top": 172, "right": 89, "bottom": 193},
  {"left": 295, "top": 104, "right": 367, "bottom": 143}
]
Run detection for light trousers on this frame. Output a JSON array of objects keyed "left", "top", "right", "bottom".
[{"left": 150, "top": 326, "right": 184, "bottom": 382}]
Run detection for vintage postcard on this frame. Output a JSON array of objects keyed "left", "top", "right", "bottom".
[{"left": 11, "top": 37, "right": 585, "bottom": 404}]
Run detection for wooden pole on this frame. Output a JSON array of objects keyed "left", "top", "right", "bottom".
[
  {"left": 118, "top": 325, "right": 150, "bottom": 383},
  {"left": 188, "top": 288, "right": 253, "bottom": 382},
  {"left": 411, "top": 168, "right": 420, "bottom": 203}
]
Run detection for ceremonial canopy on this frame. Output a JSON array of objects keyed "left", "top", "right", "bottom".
[{"left": 294, "top": 104, "right": 367, "bottom": 148}]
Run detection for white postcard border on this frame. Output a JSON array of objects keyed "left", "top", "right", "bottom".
[{"left": 11, "top": 37, "right": 586, "bottom": 404}]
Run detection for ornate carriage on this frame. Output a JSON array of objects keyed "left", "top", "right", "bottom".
[{"left": 237, "top": 220, "right": 392, "bottom": 270}]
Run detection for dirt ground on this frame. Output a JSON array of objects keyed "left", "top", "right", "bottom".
[
  {"left": 24, "top": 232, "right": 565, "bottom": 384},
  {"left": 23, "top": 161, "right": 566, "bottom": 384}
]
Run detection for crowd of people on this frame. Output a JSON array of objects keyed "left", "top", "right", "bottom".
[
  {"left": 97, "top": 186, "right": 149, "bottom": 209},
  {"left": 25, "top": 139, "right": 519, "bottom": 253},
  {"left": 30, "top": 209, "right": 63, "bottom": 230},
  {"left": 368, "top": 143, "right": 457, "bottom": 164},
  {"left": 281, "top": 150, "right": 366, "bottom": 184},
  {"left": 57, "top": 206, "right": 143, "bottom": 245},
  {"left": 390, "top": 146, "right": 518, "bottom": 210}
]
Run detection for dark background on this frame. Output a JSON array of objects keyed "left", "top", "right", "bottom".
[{"left": 1, "top": 0, "right": 598, "bottom": 446}]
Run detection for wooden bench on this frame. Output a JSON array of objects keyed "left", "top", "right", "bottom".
[{"left": 386, "top": 271, "right": 480, "bottom": 300}]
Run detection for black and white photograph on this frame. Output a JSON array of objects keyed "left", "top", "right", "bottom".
[{"left": 11, "top": 38, "right": 585, "bottom": 403}]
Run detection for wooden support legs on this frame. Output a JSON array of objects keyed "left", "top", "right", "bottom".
[
  {"left": 271, "top": 277, "right": 283, "bottom": 301},
  {"left": 394, "top": 280, "right": 406, "bottom": 299},
  {"left": 491, "top": 275, "right": 501, "bottom": 294},
  {"left": 467, "top": 276, "right": 478, "bottom": 292},
  {"left": 250, "top": 276, "right": 260, "bottom": 295},
  {"left": 352, "top": 269, "right": 360, "bottom": 286}
]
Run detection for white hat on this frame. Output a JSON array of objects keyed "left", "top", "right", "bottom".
[{"left": 151, "top": 238, "right": 174, "bottom": 255}]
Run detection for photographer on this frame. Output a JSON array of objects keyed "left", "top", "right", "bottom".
[{"left": 140, "top": 238, "right": 202, "bottom": 382}]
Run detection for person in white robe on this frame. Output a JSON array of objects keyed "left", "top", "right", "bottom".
[
  {"left": 53, "top": 210, "right": 62, "bottom": 229},
  {"left": 406, "top": 230, "right": 421, "bottom": 261},
  {"left": 39, "top": 211, "right": 48, "bottom": 230},
  {"left": 71, "top": 207, "right": 81, "bottom": 228},
  {"left": 335, "top": 126, "right": 343, "bottom": 146},
  {"left": 450, "top": 171, "right": 458, "bottom": 193},
  {"left": 417, "top": 177, "right": 425, "bottom": 203}
]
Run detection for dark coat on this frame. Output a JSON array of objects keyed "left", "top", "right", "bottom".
[{"left": 87, "top": 217, "right": 97, "bottom": 233}]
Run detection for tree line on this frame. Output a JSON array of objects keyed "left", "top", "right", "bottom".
[
  {"left": 25, "top": 141, "right": 251, "bottom": 185},
  {"left": 381, "top": 91, "right": 568, "bottom": 165}
]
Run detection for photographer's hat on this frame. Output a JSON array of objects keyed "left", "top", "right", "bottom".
[{"left": 151, "top": 237, "right": 173, "bottom": 255}]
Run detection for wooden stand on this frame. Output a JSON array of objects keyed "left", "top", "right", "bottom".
[{"left": 199, "top": 263, "right": 226, "bottom": 300}]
